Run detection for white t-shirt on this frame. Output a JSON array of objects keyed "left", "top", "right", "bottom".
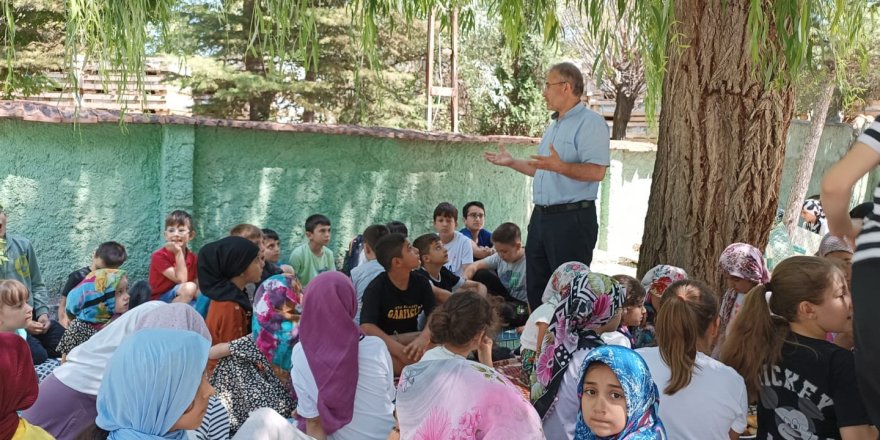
[
  {"left": 290, "top": 336, "right": 396, "bottom": 440},
  {"left": 480, "top": 253, "right": 528, "bottom": 302},
  {"left": 600, "top": 331, "right": 632, "bottom": 348},
  {"left": 637, "top": 347, "right": 748, "bottom": 439},
  {"left": 442, "top": 231, "right": 474, "bottom": 277},
  {"left": 520, "top": 302, "right": 556, "bottom": 351},
  {"left": 542, "top": 348, "right": 591, "bottom": 440}
]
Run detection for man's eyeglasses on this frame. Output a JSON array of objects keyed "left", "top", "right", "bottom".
[{"left": 544, "top": 81, "right": 568, "bottom": 90}]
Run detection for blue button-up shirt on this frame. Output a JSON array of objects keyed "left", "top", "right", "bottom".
[{"left": 533, "top": 103, "right": 610, "bottom": 205}]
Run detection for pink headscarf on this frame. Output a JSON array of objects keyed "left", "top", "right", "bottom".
[
  {"left": 716, "top": 243, "right": 770, "bottom": 353},
  {"left": 298, "top": 272, "right": 361, "bottom": 435}
]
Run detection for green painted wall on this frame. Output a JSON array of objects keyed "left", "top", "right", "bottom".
[
  {"left": 0, "top": 120, "right": 534, "bottom": 296},
  {"left": 0, "top": 118, "right": 872, "bottom": 298}
]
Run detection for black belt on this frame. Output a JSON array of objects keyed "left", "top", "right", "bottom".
[{"left": 534, "top": 200, "right": 595, "bottom": 214}]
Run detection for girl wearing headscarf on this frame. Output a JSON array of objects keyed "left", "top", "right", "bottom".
[
  {"left": 714, "top": 242, "right": 770, "bottom": 357},
  {"left": 199, "top": 236, "right": 262, "bottom": 372},
  {"left": 533, "top": 271, "right": 626, "bottom": 440},
  {"left": 0, "top": 333, "right": 53, "bottom": 440},
  {"left": 395, "top": 291, "right": 544, "bottom": 439},
  {"left": 633, "top": 265, "right": 688, "bottom": 349},
  {"left": 79, "top": 328, "right": 214, "bottom": 439},
  {"left": 22, "top": 302, "right": 211, "bottom": 440},
  {"left": 252, "top": 273, "right": 302, "bottom": 392},
  {"left": 575, "top": 345, "right": 666, "bottom": 440},
  {"left": 290, "top": 272, "right": 396, "bottom": 439},
  {"left": 521, "top": 262, "right": 590, "bottom": 384},
  {"left": 802, "top": 198, "right": 829, "bottom": 235},
  {"left": 57, "top": 269, "right": 130, "bottom": 358}
]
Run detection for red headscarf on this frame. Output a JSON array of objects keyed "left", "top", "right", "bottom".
[
  {"left": 298, "top": 271, "right": 361, "bottom": 435},
  {"left": 0, "top": 333, "right": 38, "bottom": 439}
]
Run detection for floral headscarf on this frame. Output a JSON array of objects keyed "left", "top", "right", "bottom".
[
  {"left": 802, "top": 199, "right": 827, "bottom": 234},
  {"left": 542, "top": 261, "right": 591, "bottom": 303},
  {"left": 66, "top": 269, "right": 127, "bottom": 324},
  {"left": 574, "top": 345, "right": 667, "bottom": 440},
  {"left": 252, "top": 274, "right": 302, "bottom": 372},
  {"left": 717, "top": 243, "right": 770, "bottom": 351},
  {"left": 640, "top": 265, "right": 688, "bottom": 309},
  {"left": 533, "top": 272, "right": 625, "bottom": 419}
]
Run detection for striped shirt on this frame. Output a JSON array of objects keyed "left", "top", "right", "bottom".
[
  {"left": 188, "top": 396, "right": 231, "bottom": 440},
  {"left": 853, "top": 121, "right": 880, "bottom": 264}
]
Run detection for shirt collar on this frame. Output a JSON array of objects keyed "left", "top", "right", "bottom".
[{"left": 550, "top": 102, "right": 585, "bottom": 121}]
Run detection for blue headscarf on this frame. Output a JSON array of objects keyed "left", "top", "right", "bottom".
[
  {"left": 574, "top": 345, "right": 666, "bottom": 440},
  {"left": 96, "top": 328, "right": 210, "bottom": 439}
]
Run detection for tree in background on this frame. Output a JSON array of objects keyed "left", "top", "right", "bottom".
[
  {"left": 168, "top": 1, "right": 426, "bottom": 125},
  {"left": 559, "top": 0, "right": 645, "bottom": 140},
  {"left": 458, "top": 12, "right": 551, "bottom": 137},
  {"left": 781, "top": 1, "right": 879, "bottom": 236},
  {"left": 0, "top": 0, "right": 64, "bottom": 98}
]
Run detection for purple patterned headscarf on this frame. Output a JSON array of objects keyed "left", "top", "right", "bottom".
[{"left": 252, "top": 274, "right": 302, "bottom": 372}]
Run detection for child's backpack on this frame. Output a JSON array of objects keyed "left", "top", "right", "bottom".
[{"left": 341, "top": 234, "right": 364, "bottom": 276}]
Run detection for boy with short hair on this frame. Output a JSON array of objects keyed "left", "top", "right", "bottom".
[
  {"left": 432, "top": 202, "right": 473, "bottom": 277},
  {"left": 148, "top": 210, "right": 199, "bottom": 303},
  {"left": 351, "top": 224, "right": 390, "bottom": 323},
  {"left": 386, "top": 220, "right": 409, "bottom": 237},
  {"left": 261, "top": 228, "right": 295, "bottom": 276},
  {"left": 461, "top": 201, "right": 495, "bottom": 260},
  {"left": 360, "top": 233, "right": 434, "bottom": 375},
  {"left": 463, "top": 222, "right": 529, "bottom": 326},
  {"left": 57, "top": 241, "right": 127, "bottom": 327},
  {"left": 289, "top": 214, "right": 336, "bottom": 287},
  {"left": 413, "top": 233, "right": 486, "bottom": 295}
]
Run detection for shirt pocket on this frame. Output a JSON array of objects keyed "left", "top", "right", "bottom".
[{"left": 554, "top": 139, "right": 580, "bottom": 163}]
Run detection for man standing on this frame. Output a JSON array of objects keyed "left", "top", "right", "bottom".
[
  {"left": 0, "top": 204, "right": 64, "bottom": 362},
  {"left": 484, "top": 62, "right": 610, "bottom": 310}
]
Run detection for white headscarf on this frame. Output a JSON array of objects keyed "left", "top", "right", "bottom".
[{"left": 54, "top": 301, "right": 164, "bottom": 395}]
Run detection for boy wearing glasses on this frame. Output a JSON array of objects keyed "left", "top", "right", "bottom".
[
  {"left": 460, "top": 201, "right": 495, "bottom": 260},
  {"left": 148, "top": 210, "right": 199, "bottom": 303}
]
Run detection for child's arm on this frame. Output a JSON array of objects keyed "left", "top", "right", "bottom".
[
  {"left": 403, "top": 327, "right": 432, "bottom": 361},
  {"left": 161, "top": 243, "right": 189, "bottom": 283},
  {"left": 471, "top": 240, "right": 494, "bottom": 260},
  {"left": 431, "top": 284, "right": 452, "bottom": 304},
  {"left": 462, "top": 259, "right": 490, "bottom": 279},
  {"left": 839, "top": 425, "right": 878, "bottom": 440},
  {"left": 477, "top": 333, "right": 493, "bottom": 366},
  {"left": 535, "top": 321, "right": 549, "bottom": 355},
  {"left": 57, "top": 297, "right": 69, "bottom": 327},
  {"left": 822, "top": 135, "right": 880, "bottom": 241},
  {"left": 361, "top": 323, "right": 411, "bottom": 362}
]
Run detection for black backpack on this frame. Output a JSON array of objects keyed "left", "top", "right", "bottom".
[{"left": 341, "top": 234, "right": 365, "bottom": 276}]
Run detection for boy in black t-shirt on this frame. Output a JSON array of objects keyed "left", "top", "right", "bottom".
[
  {"left": 361, "top": 233, "right": 435, "bottom": 374},
  {"left": 413, "top": 233, "right": 487, "bottom": 295}
]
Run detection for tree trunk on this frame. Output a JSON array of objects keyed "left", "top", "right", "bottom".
[
  {"left": 301, "top": 69, "right": 317, "bottom": 123},
  {"left": 611, "top": 85, "right": 636, "bottom": 140},
  {"left": 243, "top": 0, "right": 273, "bottom": 121},
  {"left": 782, "top": 77, "right": 836, "bottom": 235},
  {"left": 636, "top": 0, "right": 795, "bottom": 291}
]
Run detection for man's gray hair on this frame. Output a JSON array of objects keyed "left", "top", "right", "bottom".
[{"left": 550, "top": 62, "right": 585, "bottom": 97}]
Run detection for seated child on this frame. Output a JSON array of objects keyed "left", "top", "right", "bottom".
[
  {"left": 289, "top": 214, "right": 336, "bottom": 287},
  {"left": 635, "top": 264, "right": 688, "bottom": 349},
  {"left": 0, "top": 279, "right": 46, "bottom": 365},
  {"left": 360, "top": 233, "right": 435, "bottom": 375},
  {"left": 463, "top": 222, "right": 529, "bottom": 326},
  {"left": 262, "top": 228, "right": 295, "bottom": 275},
  {"left": 576, "top": 344, "right": 666, "bottom": 439},
  {"left": 0, "top": 332, "right": 54, "bottom": 440},
  {"left": 413, "top": 233, "right": 486, "bottom": 296},
  {"left": 148, "top": 210, "right": 199, "bottom": 303},
  {"left": 601, "top": 275, "right": 647, "bottom": 348},
  {"left": 432, "top": 203, "right": 473, "bottom": 277},
  {"left": 818, "top": 233, "right": 853, "bottom": 283},
  {"left": 350, "top": 224, "right": 390, "bottom": 323},
  {"left": 127, "top": 280, "right": 153, "bottom": 309},
  {"left": 460, "top": 201, "right": 495, "bottom": 260},
  {"left": 57, "top": 241, "right": 127, "bottom": 327},
  {"left": 58, "top": 269, "right": 130, "bottom": 358}
]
